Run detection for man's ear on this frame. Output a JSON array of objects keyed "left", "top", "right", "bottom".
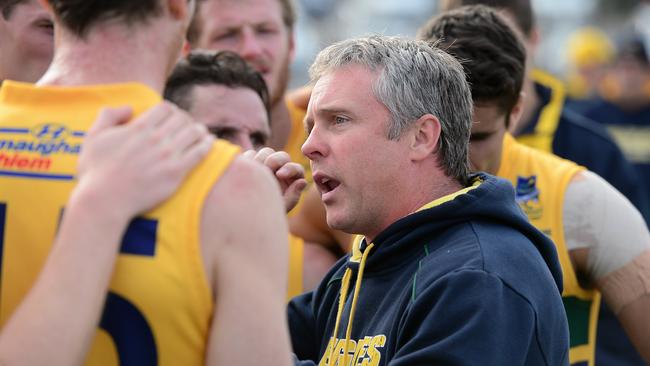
[
  {"left": 508, "top": 92, "right": 525, "bottom": 131},
  {"left": 167, "top": 0, "right": 190, "bottom": 20},
  {"left": 37, "top": 0, "right": 52, "bottom": 13},
  {"left": 409, "top": 114, "right": 441, "bottom": 161}
]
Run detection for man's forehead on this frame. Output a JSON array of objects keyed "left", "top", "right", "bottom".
[
  {"left": 311, "top": 66, "right": 376, "bottom": 98},
  {"left": 201, "top": 0, "right": 284, "bottom": 22}
]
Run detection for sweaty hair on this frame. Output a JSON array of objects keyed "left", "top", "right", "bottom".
[
  {"left": 1, "top": 0, "right": 27, "bottom": 19},
  {"left": 418, "top": 5, "right": 525, "bottom": 125},
  {"left": 187, "top": 0, "right": 296, "bottom": 46},
  {"left": 45, "top": 0, "right": 162, "bottom": 37},
  {"left": 310, "top": 35, "right": 473, "bottom": 185},
  {"left": 164, "top": 50, "right": 270, "bottom": 119},
  {"left": 440, "top": 0, "right": 534, "bottom": 37}
]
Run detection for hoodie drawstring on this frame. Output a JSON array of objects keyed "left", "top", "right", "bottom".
[{"left": 328, "top": 242, "right": 375, "bottom": 366}]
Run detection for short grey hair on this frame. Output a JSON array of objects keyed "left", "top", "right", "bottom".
[{"left": 309, "top": 35, "right": 473, "bottom": 184}]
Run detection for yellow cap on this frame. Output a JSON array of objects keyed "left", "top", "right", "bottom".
[{"left": 567, "top": 27, "right": 614, "bottom": 67}]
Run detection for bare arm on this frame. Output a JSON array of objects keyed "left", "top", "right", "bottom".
[
  {"left": 565, "top": 171, "right": 650, "bottom": 363},
  {"left": 243, "top": 147, "right": 307, "bottom": 213},
  {"left": 0, "top": 104, "right": 212, "bottom": 366},
  {"left": 203, "top": 156, "right": 292, "bottom": 366}
]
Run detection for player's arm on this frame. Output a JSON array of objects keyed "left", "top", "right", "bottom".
[
  {"left": 202, "top": 156, "right": 292, "bottom": 366},
  {"left": 242, "top": 147, "right": 307, "bottom": 213},
  {"left": 0, "top": 104, "right": 212, "bottom": 366},
  {"left": 565, "top": 171, "right": 650, "bottom": 362}
]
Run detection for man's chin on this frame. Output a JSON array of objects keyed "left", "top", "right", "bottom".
[{"left": 325, "top": 213, "right": 349, "bottom": 233}]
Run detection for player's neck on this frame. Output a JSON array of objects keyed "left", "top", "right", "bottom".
[
  {"left": 362, "top": 171, "right": 464, "bottom": 243},
  {"left": 37, "top": 26, "right": 176, "bottom": 93},
  {"left": 268, "top": 96, "right": 292, "bottom": 150}
]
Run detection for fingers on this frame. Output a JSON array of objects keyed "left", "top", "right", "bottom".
[
  {"left": 246, "top": 147, "right": 278, "bottom": 165},
  {"left": 276, "top": 162, "right": 305, "bottom": 181},
  {"left": 284, "top": 178, "right": 308, "bottom": 213},
  {"left": 147, "top": 105, "right": 194, "bottom": 143},
  {"left": 170, "top": 123, "right": 209, "bottom": 154},
  {"left": 242, "top": 148, "right": 293, "bottom": 174},
  {"left": 242, "top": 149, "right": 258, "bottom": 160},
  {"left": 175, "top": 134, "right": 215, "bottom": 176},
  {"left": 262, "top": 150, "right": 292, "bottom": 173},
  {"left": 88, "top": 106, "right": 133, "bottom": 135},
  {"left": 127, "top": 102, "right": 175, "bottom": 135}
]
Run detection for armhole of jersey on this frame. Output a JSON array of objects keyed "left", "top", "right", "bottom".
[
  {"left": 183, "top": 140, "right": 240, "bottom": 314},
  {"left": 554, "top": 165, "right": 591, "bottom": 298},
  {"left": 555, "top": 165, "right": 601, "bottom": 366}
]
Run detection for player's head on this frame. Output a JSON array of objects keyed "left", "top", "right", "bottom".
[
  {"left": 439, "top": 0, "right": 534, "bottom": 38},
  {"left": 418, "top": 5, "right": 526, "bottom": 174},
  {"left": 302, "top": 35, "right": 472, "bottom": 238},
  {"left": 603, "top": 35, "right": 650, "bottom": 108},
  {"left": 189, "top": 0, "right": 295, "bottom": 106},
  {"left": 165, "top": 50, "right": 271, "bottom": 151},
  {"left": 0, "top": 0, "right": 53, "bottom": 83},
  {"left": 43, "top": 0, "right": 196, "bottom": 69}
]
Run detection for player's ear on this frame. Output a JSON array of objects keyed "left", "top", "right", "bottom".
[
  {"left": 37, "top": 0, "right": 52, "bottom": 13},
  {"left": 166, "top": 0, "right": 191, "bottom": 21},
  {"left": 409, "top": 114, "right": 441, "bottom": 161},
  {"left": 507, "top": 92, "right": 525, "bottom": 131}
]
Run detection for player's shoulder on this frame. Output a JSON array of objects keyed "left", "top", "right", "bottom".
[{"left": 207, "top": 154, "right": 279, "bottom": 206}]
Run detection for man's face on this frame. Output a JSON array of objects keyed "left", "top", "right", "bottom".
[
  {"left": 302, "top": 65, "right": 412, "bottom": 239},
  {"left": 468, "top": 104, "right": 508, "bottom": 174},
  {"left": 0, "top": 0, "right": 53, "bottom": 83},
  {"left": 609, "top": 57, "right": 650, "bottom": 106},
  {"left": 194, "top": 0, "right": 294, "bottom": 105},
  {"left": 188, "top": 84, "right": 270, "bottom": 151}
]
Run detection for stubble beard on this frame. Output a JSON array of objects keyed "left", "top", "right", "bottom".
[{"left": 270, "top": 53, "right": 291, "bottom": 107}]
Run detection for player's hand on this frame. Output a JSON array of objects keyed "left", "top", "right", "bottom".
[
  {"left": 243, "top": 147, "right": 307, "bottom": 213},
  {"left": 76, "top": 102, "right": 213, "bottom": 217}
]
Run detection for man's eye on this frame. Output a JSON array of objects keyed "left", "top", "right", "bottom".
[
  {"left": 212, "top": 31, "right": 237, "bottom": 42},
  {"left": 251, "top": 135, "right": 267, "bottom": 148},
  {"left": 209, "top": 128, "right": 234, "bottom": 139},
  {"left": 257, "top": 27, "right": 276, "bottom": 35},
  {"left": 35, "top": 19, "right": 54, "bottom": 33},
  {"left": 334, "top": 116, "right": 348, "bottom": 124}
]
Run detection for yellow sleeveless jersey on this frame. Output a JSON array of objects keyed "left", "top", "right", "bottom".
[
  {"left": 283, "top": 99, "right": 308, "bottom": 299},
  {"left": 285, "top": 98, "right": 311, "bottom": 184},
  {"left": 517, "top": 69, "right": 566, "bottom": 153},
  {"left": 497, "top": 133, "right": 599, "bottom": 366},
  {"left": 287, "top": 233, "right": 304, "bottom": 300},
  {"left": 0, "top": 81, "right": 240, "bottom": 366}
]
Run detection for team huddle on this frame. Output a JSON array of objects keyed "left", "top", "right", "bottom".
[{"left": 0, "top": 0, "right": 649, "bottom": 365}]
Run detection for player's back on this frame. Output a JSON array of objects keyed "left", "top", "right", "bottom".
[
  {"left": 498, "top": 133, "right": 601, "bottom": 366},
  {"left": 0, "top": 81, "right": 239, "bottom": 365}
]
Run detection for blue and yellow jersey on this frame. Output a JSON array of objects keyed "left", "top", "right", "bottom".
[
  {"left": 498, "top": 133, "right": 598, "bottom": 366},
  {"left": 516, "top": 69, "right": 650, "bottom": 222},
  {"left": 0, "top": 81, "right": 239, "bottom": 365}
]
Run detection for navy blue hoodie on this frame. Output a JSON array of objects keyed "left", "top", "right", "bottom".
[{"left": 289, "top": 174, "right": 569, "bottom": 365}]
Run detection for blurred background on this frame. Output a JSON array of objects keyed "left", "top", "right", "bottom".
[{"left": 288, "top": 0, "right": 650, "bottom": 88}]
